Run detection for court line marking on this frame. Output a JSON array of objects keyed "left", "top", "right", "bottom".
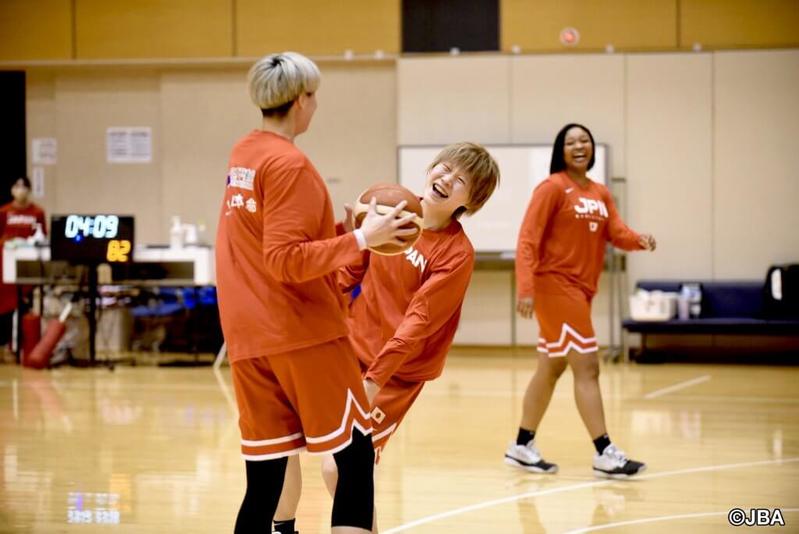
[
  {"left": 643, "top": 394, "right": 799, "bottom": 404},
  {"left": 564, "top": 508, "right": 799, "bottom": 533},
  {"left": 643, "top": 374, "right": 711, "bottom": 399},
  {"left": 382, "top": 457, "right": 799, "bottom": 533}
]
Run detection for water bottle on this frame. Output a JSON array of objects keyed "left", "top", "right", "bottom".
[
  {"left": 678, "top": 285, "right": 691, "bottom": 320},
  {"left": 169, "top": 216, "right": 184, "bottom": 249},
  {"left": 682, "top": 283, "right": 702, "bottom": 318}
]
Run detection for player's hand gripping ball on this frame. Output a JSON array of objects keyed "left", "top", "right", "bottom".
[{"left": 353, "top": 184, "right": 424, "bottom": 255}]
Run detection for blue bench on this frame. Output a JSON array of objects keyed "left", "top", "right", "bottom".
[{"left": 622, "top": 280, "right": 799, "bottom": 359}]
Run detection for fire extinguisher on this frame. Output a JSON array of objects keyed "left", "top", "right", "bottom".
[{"left": 24, "top": 303, "right": 72, "bottom": 370}]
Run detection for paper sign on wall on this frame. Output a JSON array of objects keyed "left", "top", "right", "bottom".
[
  {"left": 32, "top": 167, "right": 45, "bottom": 198},
  {"left": 106, "top": 127, "right": 152, "bottom": 164},
  {"left": 32, "top": 138, "right": 57, "bottom": 165}
]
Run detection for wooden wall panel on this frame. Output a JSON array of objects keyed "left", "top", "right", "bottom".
[
  {"left": 0, "top": 0, "right": 73, "bottom": 60},
  {"left": 681, "top": 0, "right": 799, "bottom": 49},
  {"left": 236, "top": 0, "right": 400, "bottom": 57},
  {"left": 75, "top": 0, "right": 233, "bottom": 59},
  {"left": 501, "top": 0, "right": 677, "bottom": 52}
]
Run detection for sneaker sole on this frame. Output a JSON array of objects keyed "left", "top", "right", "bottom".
[
  {"left": 592, "top": 464, "right": 647, "bottom": 480},
  {"left": 504, "top": 456, "right": 559, "bottom": 474}
]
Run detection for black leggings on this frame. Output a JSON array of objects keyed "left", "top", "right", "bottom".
[
  {"left": 234, "top": 456, "right": 288, "bottom": 534},
  {"left": 0, "top": 311, "right": 13, "bottom": 346},
  {"left": 332, "top": 429, "right": 375, "bottom": 529},
  {"left": 233, "top": 429, "right": 374, "bottom": 532}
]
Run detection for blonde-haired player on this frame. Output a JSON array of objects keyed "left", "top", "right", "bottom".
[
  {"left": 216, "top": 51, "right": 416, "bottom": 534},
  {"left": 274, "top": 142, "right": 500, "bottom": 533}
]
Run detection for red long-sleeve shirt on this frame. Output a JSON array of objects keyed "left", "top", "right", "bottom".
[
  {"left": 0, "top": 202, "right": 46, "bottom": 239},
  {"left": 1, "top": 202, "right": 47, "bottom": 314},
  {"left": 215, "top": 130, "right": 362, "bottom": 362},
  {"left": 340, "top": 220, "right": 474, "bottom": 387},
  {"left": 516, "top": 172, "right": 642, "bottom": 299}
]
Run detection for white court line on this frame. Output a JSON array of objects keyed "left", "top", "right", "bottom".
[
  {"left": 565, "top": 508, "right": 799, "bottom": 533},
  {"left": 644, "top": 374, "right": 711, "bottom": 399},
  {"left": 382, "top": 457, "right": 799, "bottom": 533},
  {"left": 660, "top": 395, "right": 799, "bottom": 404}
]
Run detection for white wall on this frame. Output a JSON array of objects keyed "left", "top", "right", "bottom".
[
  {"left": 624, "top": 53, "right": 714, "bottom": 282},
  {"left": 53, "top": 71, "right": 164, "bottom": 243},
  {"left": 398, "top": 50, "right": 799, "bottom": 346},
  {"left": 398, "top": 56, "right": 511, "bottom": 145},
  {"left": 712, "top": 50, "right": 799, "bottom": 278}
]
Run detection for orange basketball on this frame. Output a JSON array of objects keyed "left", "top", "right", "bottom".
[{"left": 353, "top": 183, "right": 424, "bottom": 255}]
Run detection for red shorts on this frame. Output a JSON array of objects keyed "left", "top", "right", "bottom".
[
  {"left": 534, "top": 283, "right": 598, "bottom": 357},
  {"left": 368, "top": 375, "right": 425, "bottom": 463},
  {"left": 231, "top": 337, "right": 372, "bottom": 460}
]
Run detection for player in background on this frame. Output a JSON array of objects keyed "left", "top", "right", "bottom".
[
  {"left": 505, "top": 123, "right": 656, "bottom": 479},
  {"left": 0, "top": 176, "right": 47, "bottom": 353}
]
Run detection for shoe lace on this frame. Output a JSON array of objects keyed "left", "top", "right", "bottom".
[
  {"left": 605, "top": 444, "right": 628, "bottom": 463},
  {"left": 608, "top": 447, "right": 627, "bottom": 465},
  {"left": 524, "top": 441, "right": 541, "bottom": 454}
]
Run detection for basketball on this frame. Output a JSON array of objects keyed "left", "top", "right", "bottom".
[{"left": 353, "top": 183, "right": 424, "bottom": 255}]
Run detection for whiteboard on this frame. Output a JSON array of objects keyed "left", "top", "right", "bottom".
[{"left": 398, "top": 144, "right": 608, "bottom": 252}]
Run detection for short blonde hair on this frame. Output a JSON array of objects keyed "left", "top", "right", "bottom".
[
  {"left": 248, "top": 52, "right": 321, "bottom": 115},
  {"left": 429, "top": 142, "right": 500, "bottom": 217}
]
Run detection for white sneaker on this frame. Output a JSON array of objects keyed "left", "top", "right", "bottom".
[
  {"left": 504, "top": 441, "right": 558, "bottom": 473},
  {"left": 592, "top": 444, "right": 646, "bottom": 479}
]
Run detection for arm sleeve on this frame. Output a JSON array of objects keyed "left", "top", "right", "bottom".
[
  {"left": 516, "top": 181, "right": 561, "bottom": 299},
  {"left": 261, "top": 166, "right": 363, "bottom": 283},
  {"left": 37, "top": 208, "right": 47, "bottom": 235},
  {"left": 365, "top": 251, "right": 474, "bottom": 387},
  {"left": 604, "top": 190, "right": 643, "bottom": 251}
]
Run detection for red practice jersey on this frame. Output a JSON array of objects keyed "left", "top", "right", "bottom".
[
  {"left": 340, "top": 219, "right": 474, "bottom": 387},
  {"left": 516, "top": 172, "right": 642, "bottom": 299},
  {"left": 215, "top": 131, "right": 362, "bottom": 362}
]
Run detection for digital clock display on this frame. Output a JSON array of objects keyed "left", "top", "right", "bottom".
[
  {"left": 64, "top": 214, "right": 120, "bottom": 239},
  {"left": 51, "top": 215, "right": 135, "bottom": 264}
]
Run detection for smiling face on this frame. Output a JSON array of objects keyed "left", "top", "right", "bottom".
[
  {"left": 422, "top": 161, "right": 472, "bottom": 217},
  {"left": 563, "top": 126, "right": 594, "bottom": 174}
]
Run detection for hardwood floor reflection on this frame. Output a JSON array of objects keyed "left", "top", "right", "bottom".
[{"left": 1, "top": 349, "right": 797, "bottom": 533}]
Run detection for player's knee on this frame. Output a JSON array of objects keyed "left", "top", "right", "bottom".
[
  {"left": 572, "top": 355, "right": 599, "bottom": 381},
  {"left": 331, "top": 430, "right": 374, "bottom": 528},
  {"left": 547, "top": 358, "right": 568, "bottom": 380}
]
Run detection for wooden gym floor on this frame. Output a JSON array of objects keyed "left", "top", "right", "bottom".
[{"left": 1, "top": 348, "right": 797, "bottom": 533}]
